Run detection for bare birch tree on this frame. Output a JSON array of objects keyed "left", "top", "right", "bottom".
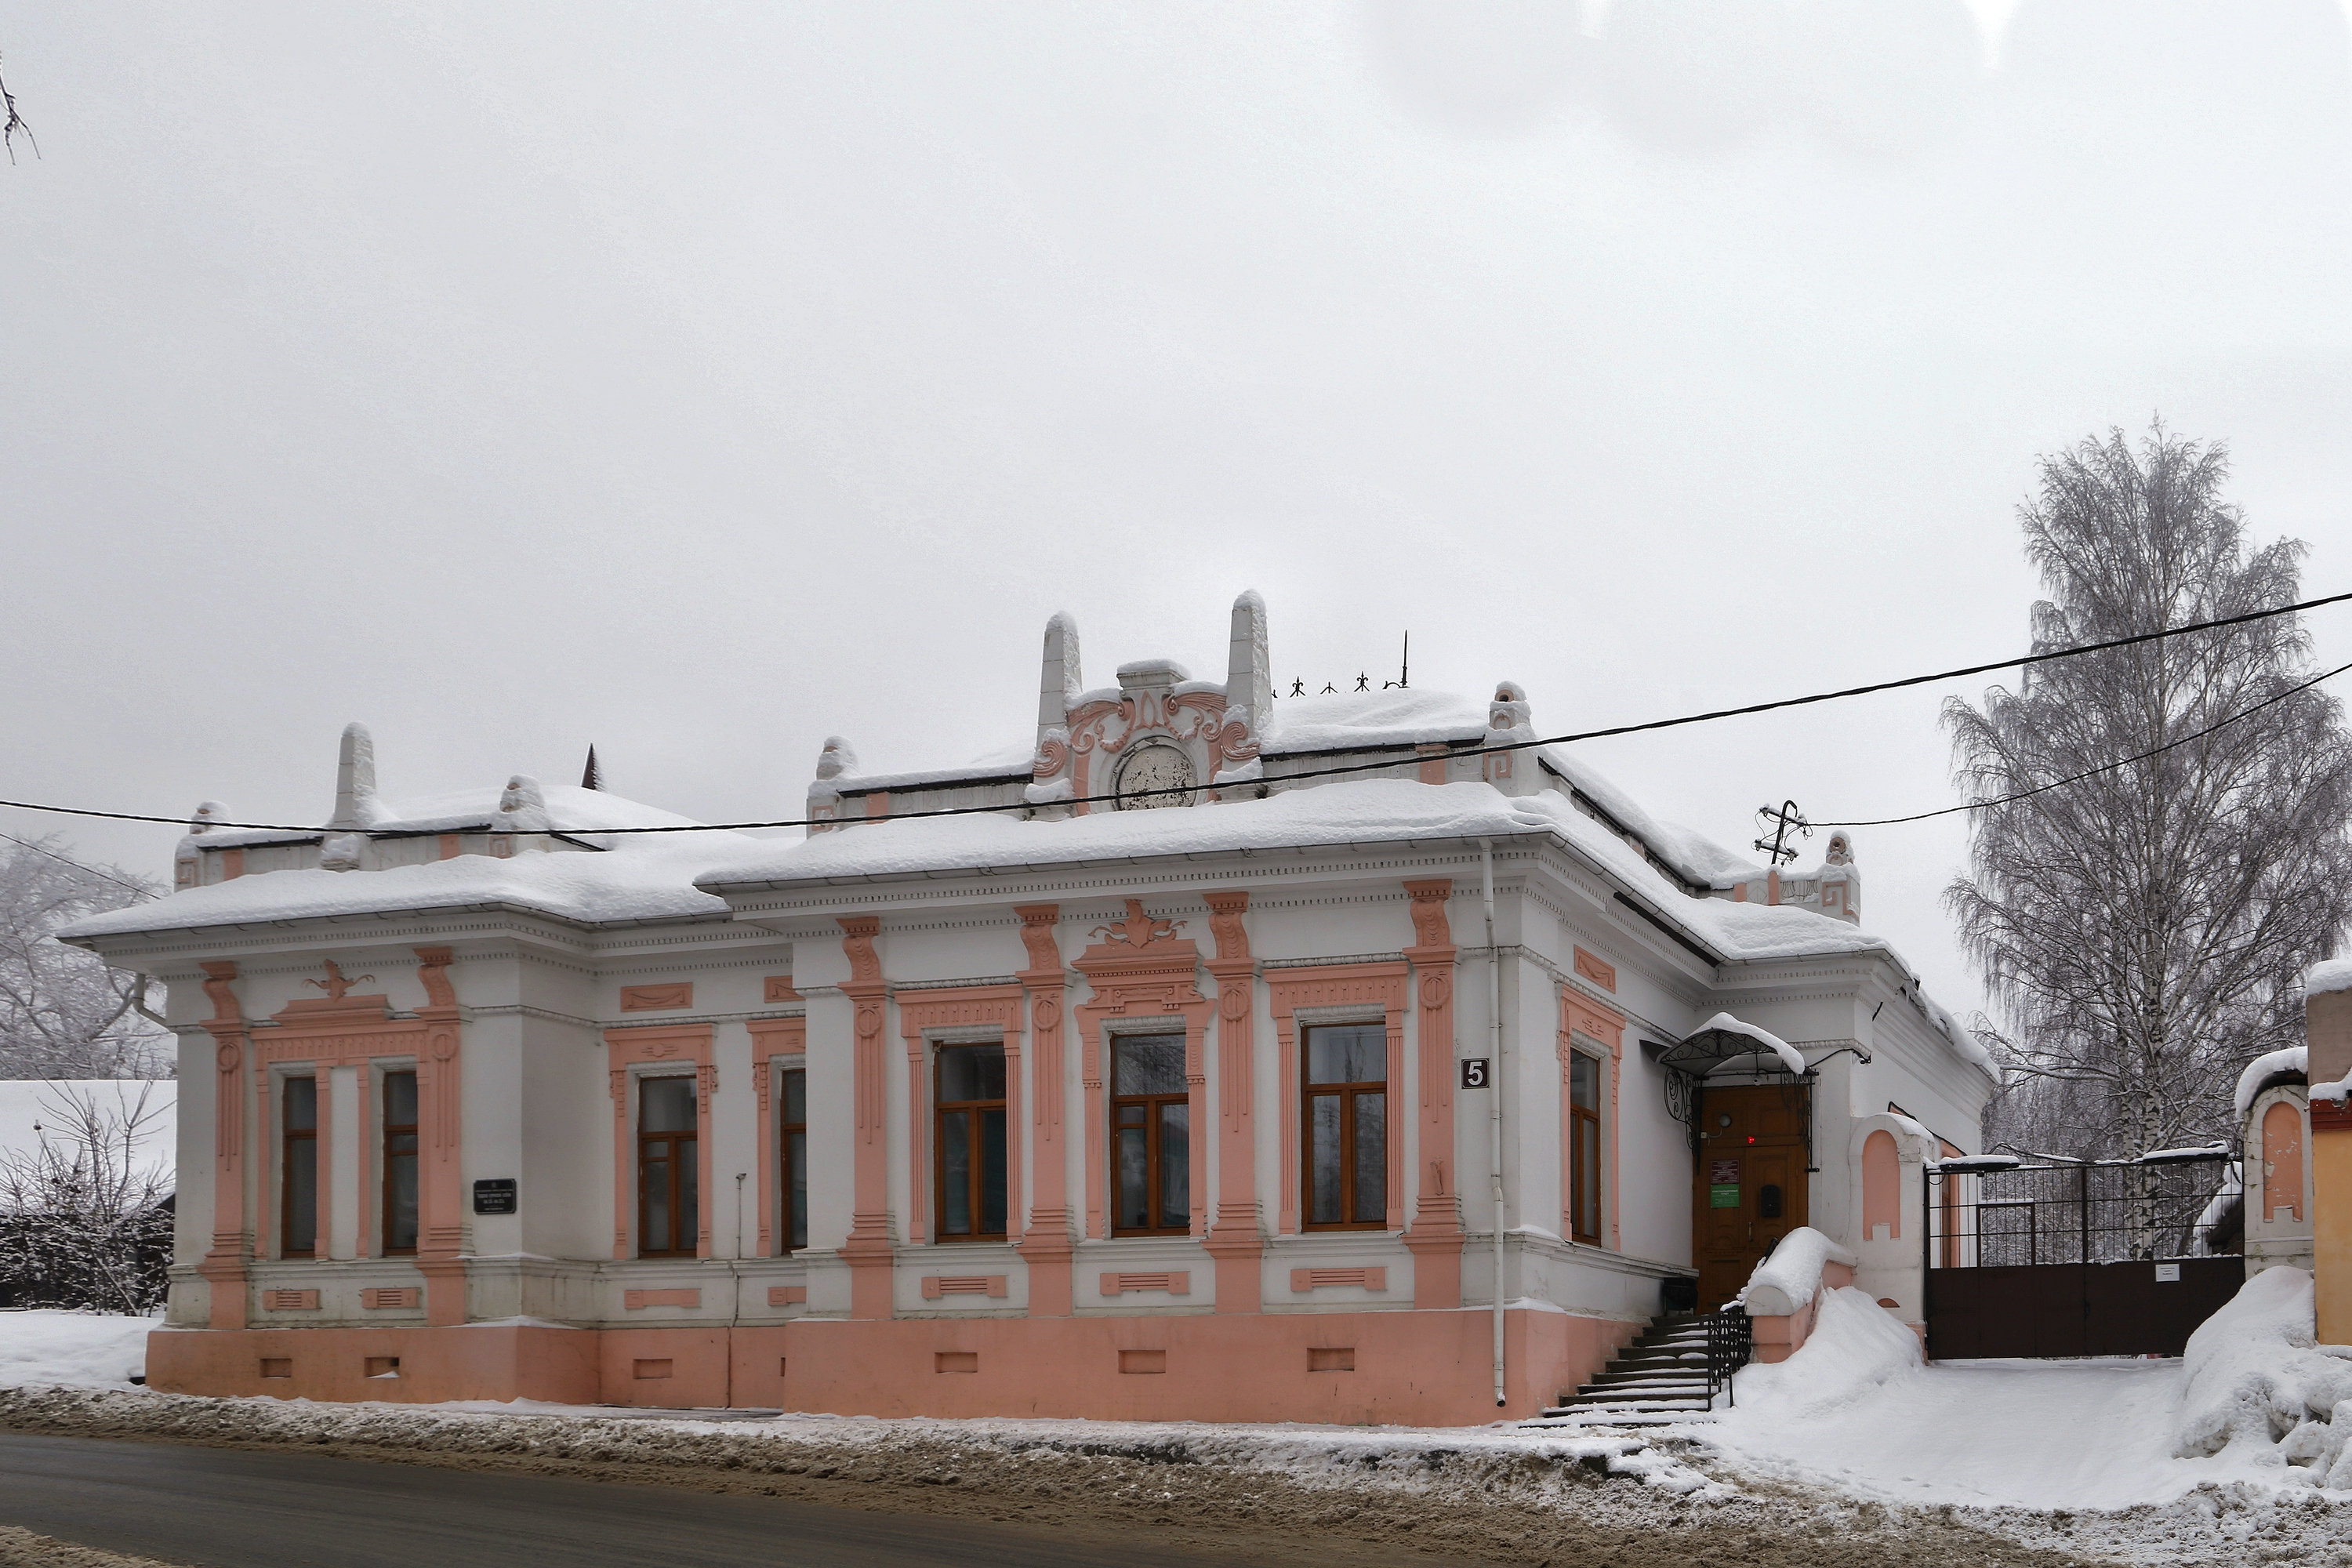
[
  {"left": 0, "top": 1082, "right": 173, "bottom": 1312},
  {"left": 0, "top": 837, "right": 169, "bottom": 1080},
  {"left": 1948, "top": 425, "right": 2352, "bottom": 1191}
]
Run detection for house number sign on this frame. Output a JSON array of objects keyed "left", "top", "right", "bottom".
[{"left": 1459, "top": 1058, "right": 1490, "bottom": 1089}]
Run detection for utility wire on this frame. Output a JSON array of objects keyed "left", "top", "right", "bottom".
[
  {"left": 1820, "top": 656, "right": 2352, "bottom": 829},
  {"left": 3, "top": 586, "right": 2350, "bottom": 838},
  {"left": 0, "top": 829, "right": 153, "bottom": 897}
]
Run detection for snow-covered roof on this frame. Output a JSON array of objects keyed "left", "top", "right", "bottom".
[
  {"left": 702, "top": 776, "right": 1890, "bottom": 964},
  {"left": 0, "top": 1080, "right": 176, "bottom": 1188},
  {"left": 190, "top": 782, "right": 707, "bottom": 850},
  {"left": 2234, "top": 1047, "right": 2307, "bottom": 1119},
  {"left": 67, "top": 809, "right": 753, "bottom": 938},
  {"left": 2306, "top": 957, "right": 2352, "bottom": 996},
  {"left": 822, "top": 684, "right": 1766, "bottom": 895},
  {"left": 1258, "top": 688, "right": 1486, "bottom": 753}
]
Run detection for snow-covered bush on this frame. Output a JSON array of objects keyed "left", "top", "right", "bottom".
[{"left": 2173, "top": 1266, "right": 2352, "bottom": 1486}]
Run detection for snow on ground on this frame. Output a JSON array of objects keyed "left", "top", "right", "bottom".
[
  {"left": 1702, "top": 1272, "right": 2352, "bottom": 1515},
  {"left": 2175, "top": 1266, "right": 2352, "bottom": 1479},
  {"left": 0, "top": 1312, "right": 154, "bottom": 1391},
  {"left": 19, "top": 1279, "right": 2352, "bottom": 1564}
]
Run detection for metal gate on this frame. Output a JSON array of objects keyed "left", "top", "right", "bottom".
[{"left": 1923, "top": 1149, "right": 2241, "bottom": 1360}]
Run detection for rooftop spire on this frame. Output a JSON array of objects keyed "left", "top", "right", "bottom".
[
  {"left": 330, "top": 722, "right": 376, "bottom": 829},
  {"left": 581, "top": 745, "right": 603, "bottom": 791},
  {"left": 1226, "top": 590, "right": 1272, "bottom": 720}
]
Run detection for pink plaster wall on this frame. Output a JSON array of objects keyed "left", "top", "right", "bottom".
[{"left": 147, "top": 1308, "right": 1641, "bottom": 1425}]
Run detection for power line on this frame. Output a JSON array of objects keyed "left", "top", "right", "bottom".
[
  {"left": 2, "top": 586, "right": 2350, "bottom": 838},
  {"left": 1820, "top": 656, "right": 2352, "bottom": 829},
  {"left": 0, "top": 829, "right": 154, "bottom": 897}
]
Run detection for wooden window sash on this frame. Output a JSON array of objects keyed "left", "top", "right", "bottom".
[
  {"left": 1301, "top": 1027, "right": 1388, "bottom": 1232},
  {"left": 281, "top": 1076, "right": 318, "bottom": 1258},
  {"left": 779, "top": 1067, "right": 808, "bottom": 1255},
  {"left": 637, "top": 1077, "right": 699, "bottom": 1259},
  {"left": 934, "top": 1045, "right": 1007, "bottom": 1242},
  {"left": 381, "top": 1069, "right": 419, "bottom": 1257},
  {"left": 1109, "top": 1036, "right": 1190, "bottom": 1236}
]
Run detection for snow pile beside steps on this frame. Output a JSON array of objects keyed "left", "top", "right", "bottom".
[
  {"left": 1721, "top": 1287, "right": 1922, "bottom": 1422},
  {"left": 0, "top": 1311, "right": 155, "bottom": 1391},
  {"left": 2173, "top": 1266, "right": 2352, "bottom": 1481},
  {"left": 1733, "top": 1227, "right": 1857, "bottom": 1317}
]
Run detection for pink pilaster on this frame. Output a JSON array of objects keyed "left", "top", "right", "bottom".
[
  {"left": 1014, "top": 906, "right": 1076, "bottom": 1315},
  {"left": 1201, "top": 891, "right": 1262, "bottom": 1313},
  {"left": 198, "top": 963, "right": 251, "bottom": 1329},
  {"left": 837, "top": 917, "right": 895, "bottom": 1319},
  {"left": 1401, "top": 880, "right": 1464, "bottom": 1309}
]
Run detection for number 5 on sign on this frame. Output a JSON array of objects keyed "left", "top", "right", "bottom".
[{"left": 1459, "top": 1058, "right": 1490, "bottom": 1089}]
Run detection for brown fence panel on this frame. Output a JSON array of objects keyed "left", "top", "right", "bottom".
[
  {"left": 2082, "top": 1258, "right": 2245, "bottom": 1357},
  {"left": 1926, "top": 1264, "right": 2088, "bottom": 1359}
]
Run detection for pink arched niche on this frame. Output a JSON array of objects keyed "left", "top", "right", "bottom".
[
  {"left": 2265, "top": 1099, "right": 2307, "bottom": 1223},
  {"left": 1861, "top": 1129, "right": 1900, "bottom": 1241}
]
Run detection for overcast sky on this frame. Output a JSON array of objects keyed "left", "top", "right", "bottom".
[{"left": 7, "top": 2, "right": 2352, "bottom": 1025}]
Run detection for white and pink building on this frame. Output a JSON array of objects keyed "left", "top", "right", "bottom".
[{"left": 66, "top": 592, "right": 1994, "bottom": 1422}]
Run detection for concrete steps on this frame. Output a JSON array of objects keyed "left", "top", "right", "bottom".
[{"left": 1530, "top": 1312, "right": 1724, "bottom": 1425}]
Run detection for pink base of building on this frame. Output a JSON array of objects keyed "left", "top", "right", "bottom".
[{"left": 149, "top": 1309, "right": 1639, "bottom": 1425}]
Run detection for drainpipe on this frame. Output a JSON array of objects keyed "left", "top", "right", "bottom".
[{"left": 1481, "top": 839, "right": 1506, "bottom": 1408}]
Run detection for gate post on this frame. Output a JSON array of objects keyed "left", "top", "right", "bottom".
[{"left": 2306, "top": 967, "right": 2352, "bottom": 1343}]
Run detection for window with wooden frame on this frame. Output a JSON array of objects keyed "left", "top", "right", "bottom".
[
  {"left": 382, "top": 1069, "right": 419, "bottom": 1255},
  {"left": 637, "top": 1076, "right": 699, "bottom": 1258},
  {"left": 934, "top": 1042, "right": 1007, "bottom": 1240},
  {"left": 281, "top": 1075, "right": 319, "bottom": 1258},
  {"left": 1303, "top": 1024, "right": 1387, "bottom": 1229},
  {"left": 1568, "top": 1050, "right": 1602, "bottom": 1244},
  {"left": 779, "top": 1067, "right": 808, "bottom": 1253},
  {"left": 1111, "top": 1033, "right": 1189, "bottom": 1235}
]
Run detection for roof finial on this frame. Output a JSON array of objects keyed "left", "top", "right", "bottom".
[
  {"left": 581, "top": 745, "right": 603, "bottom": 791},
  {"left": 330, "top": 722, "right": 376, "bottom": 829}
]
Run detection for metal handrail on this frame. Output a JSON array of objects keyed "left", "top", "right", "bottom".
[{"left": 1703, "top": 1306, "right": 1752, "bottom": 1408}]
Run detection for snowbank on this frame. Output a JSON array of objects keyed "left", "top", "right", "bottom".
[
  {"left": 1694, "top": 1014, "right": 1808, "bottom": 1079},
  {"left": 1734, "top": 1227, "right": 1857, "bottom": 1316},
  {"left": 1722, "top": 1287, "right": 1921, "bottom": 1421},
  {"left": 0, "top": 1311, "right": 154, "bottom": 1390},
  {"left": 2235, "top": 1047, "right": 2307, "bottom": 1118},
  {"left": 2173, "top": 1267, "right": 2352, "bottom": 1483}
]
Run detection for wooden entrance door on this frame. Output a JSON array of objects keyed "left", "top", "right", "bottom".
[{"left": 1693, "top": 1083, "right": 1809, "bottom": 1312}]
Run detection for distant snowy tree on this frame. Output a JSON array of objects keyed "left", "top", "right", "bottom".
[
  {"left": 0, "top": 1083, "right": 172, "bottom": 1312},
  {"left": 1949, "top": 425, "right": 2352, "bottom": 1185},
  {"left": 0, "top": 837, "right": 169, "bottom": 1080}
]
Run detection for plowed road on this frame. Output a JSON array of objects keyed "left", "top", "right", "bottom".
[{"left": 0, "top": 1432, "right": 1299, "bottom": 1566}]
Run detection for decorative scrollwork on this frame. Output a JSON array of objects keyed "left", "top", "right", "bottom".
[{"left": 1664, "top": 1067, "right": 1695, "bottom": 1131}]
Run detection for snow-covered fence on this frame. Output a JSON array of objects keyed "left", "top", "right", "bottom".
[{"left": 1733, "top": 1227, "right": 1856, "bottom": 1364}]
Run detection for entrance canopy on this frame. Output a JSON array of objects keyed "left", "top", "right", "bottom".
[{"left": 1657, "top": 1013, "right": 1813, "bottom": 1079}]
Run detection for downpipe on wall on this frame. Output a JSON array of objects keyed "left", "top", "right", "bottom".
[{"left": 1482, "top": 838, "right": 1505, "bottom": 1408}]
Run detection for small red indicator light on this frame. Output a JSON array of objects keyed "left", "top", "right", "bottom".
[{"left": 1746, "top": 1136, "right": 1755, "bottom": 1145}]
